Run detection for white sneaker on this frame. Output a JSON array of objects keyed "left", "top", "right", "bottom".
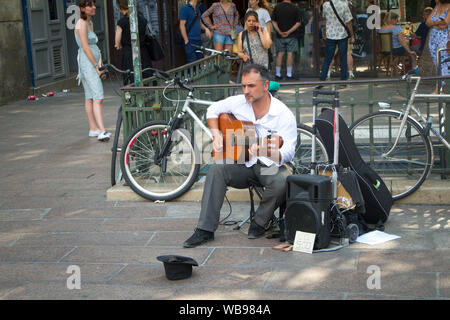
[
  {"left": 98, "top": 131, "right": 111, "bottom": 142},
  {"left": 89, "top": 130, "right": 100, "bottom": 137}
]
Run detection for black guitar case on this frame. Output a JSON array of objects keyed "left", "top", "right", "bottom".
[{"left": 315, "top": 108, "right": 393, "bottom": 226}]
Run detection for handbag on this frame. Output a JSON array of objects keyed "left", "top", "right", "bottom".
[
  {"left": 145, "top": 25, "right": 164, "bottom": 61},
  {"left": 230, "top": 29, "right": 237, "bottom": 41}
]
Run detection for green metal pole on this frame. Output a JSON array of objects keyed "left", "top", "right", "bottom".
[{"left": 128, "top": 0, "right": 142, "bottom": 87}]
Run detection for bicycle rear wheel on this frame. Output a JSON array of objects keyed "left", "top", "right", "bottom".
[
  {"left": 292, "top": 124, "right": 329, "bottom": 173},
  {"left": 120, "top": 121, "right": 200, "bottom": 201},
  {"left": 111, "top": 107, "right": 123, "bottom": 186},
  {"left": 349, "top": 110, "right": 433, "bottom": 200}
]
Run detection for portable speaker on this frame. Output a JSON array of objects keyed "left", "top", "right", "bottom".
[{"left": 284, "top": 174, "right": 332, "bottom": 250}]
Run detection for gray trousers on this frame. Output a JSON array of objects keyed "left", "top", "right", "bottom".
[{"left": 197, "top": 162, "right": 292, "bottom": 232}]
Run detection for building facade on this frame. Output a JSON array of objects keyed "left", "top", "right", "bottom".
[{"left": 0, "top": 0, "right": 438, "bottom": 106}]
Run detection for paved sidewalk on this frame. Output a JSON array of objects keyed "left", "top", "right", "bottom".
[{"left": 0, "top": 80, "right": 448, "bottom": 301}]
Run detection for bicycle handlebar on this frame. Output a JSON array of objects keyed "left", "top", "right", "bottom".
[
  {"left": 190, "top": 44, "right": 238, "bottom": 59},
  {"left": 100, "top": 64, "right": 168, "bottom": 78}
]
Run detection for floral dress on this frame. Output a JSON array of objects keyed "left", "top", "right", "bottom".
[{"left": 428, "top": 8, "right": 449, "bottom": 79}]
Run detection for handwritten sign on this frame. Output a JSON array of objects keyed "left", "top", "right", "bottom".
[{"left": 292, "top": 231, "right": 316, "bottom": 254}]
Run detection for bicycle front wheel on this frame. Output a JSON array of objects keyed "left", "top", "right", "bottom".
[
  {"left": 349, "top": 111, "right": 433, "bottom": 200},
  {"left": 292, "top": 124, "right": 329, "bottom": 173},
  {"left": 121, "top": 121, "right": 200, "bottom": 201}
]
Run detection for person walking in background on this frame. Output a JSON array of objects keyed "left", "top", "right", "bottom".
[
  {"left": 180, "top": 0, "right": 212, "bottom": 63},
  {"left": 426, "top": 0, "right": 450, "bottom": 93},
  {"left": 411, "top": 7, "right": 433, "bottom": 55},
  {"left": 75, "top": 0, "right": 110, "bottom": 142},
  {"left": 378, "top": 12, "right": 419, "bottom": 76},
  {"left": 199, "top": 0, "right": 213, "bottom": 49},
  {"left": 114, "top": 0, "right": 152, "bottom": 85},
  {"left": 202, "top": 0, "right": 239, "bottom": 53},
  {"left": 247, "top": 0, "right": 272, "bottom": 34},
  {"left": 319, "top": 0, "right": 354, "bottom": 83},
  {"left": 271, "top": 0, "right": 302, "bottom": 80},
  {"left": 236, "top": 11, "right": 272, "bottom": 70}
]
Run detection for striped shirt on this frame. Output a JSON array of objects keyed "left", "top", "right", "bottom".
[{"left": 201, "top": 2, "right": 239, "bottom": 36}]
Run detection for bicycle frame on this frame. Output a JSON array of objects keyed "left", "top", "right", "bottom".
[
  {"left": 382, "top": 76, "right": 450, "bottom": 158},
  {"left": 156, "top": 91, "right": 213, "bottom": 168}
]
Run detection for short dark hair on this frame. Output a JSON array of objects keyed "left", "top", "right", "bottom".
[
  {"left": 76, "top": 0, "right": 95, "bottom": 20},
  {"left": 241, "top": 64, "right": 270, "bottom": 82}
]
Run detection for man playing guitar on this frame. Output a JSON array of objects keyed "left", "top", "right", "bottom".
[{"left": 183, "top": 64, "right": 298, "bottom": 248}]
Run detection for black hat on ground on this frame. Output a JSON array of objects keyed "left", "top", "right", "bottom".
[{"left": 157, "top": 255, "right": 199, "bottom": 280}]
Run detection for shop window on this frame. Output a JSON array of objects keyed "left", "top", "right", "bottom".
[
  {"left": 380, "top": 0, "right": 399, "bottom": 10},
  {"left": 48, "top": 0, "right": 58, "bottom": 21}
]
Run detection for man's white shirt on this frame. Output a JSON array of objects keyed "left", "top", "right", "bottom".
[{"left": 206, "top": 94, "right": 297, "bottom": 167}]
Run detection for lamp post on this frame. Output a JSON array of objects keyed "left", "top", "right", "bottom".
[{"left": 128, "top": 0, "right": 142, "bottom": 87}]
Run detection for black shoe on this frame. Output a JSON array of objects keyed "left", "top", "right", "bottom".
[
  {"left": 286, "top": 75, "right": 299, "bottom": 81},
  {"left": 275, "top": 75, "right": 282, "bottom": 81},
  {"left": 248, "top": 220, "right": 266, "bottom": 239},
  {"left": 183, "top": 228, "right": 214, "bottom": 248}
]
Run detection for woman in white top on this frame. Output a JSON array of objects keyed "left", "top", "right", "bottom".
[{"left": 247, "top": 0, "right": 272, "bottom": 34}]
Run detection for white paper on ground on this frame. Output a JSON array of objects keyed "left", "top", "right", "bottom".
[{"left": 355, "top": 230, "right": 401, "bottom": 245}]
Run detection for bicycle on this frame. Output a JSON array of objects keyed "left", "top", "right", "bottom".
[
  {"left": 349, "top": 75, "right": 450, "bottom": 200},
  {"left": 99, "top": 63, "right": 155, "bottom": 186},
  {"left": 119, "top": 69, "right": 329, "bottom": 201}
]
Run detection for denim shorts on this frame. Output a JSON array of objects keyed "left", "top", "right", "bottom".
[{"left": 212, "top": 31, "right": 234, "bottom": 45}]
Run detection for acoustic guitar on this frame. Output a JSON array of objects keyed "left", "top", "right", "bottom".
[{"left": 212, "top": 113, "right": 283, "bottom": 163}]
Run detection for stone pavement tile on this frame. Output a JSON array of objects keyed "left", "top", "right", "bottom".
[
  {"left": 0, "top": 219, "right": 103, "bottom": 233},
  {"left": 432, "top": 230, "right": 450, "bottom": 250},
  {"left": 149, "top": 230, "right": 281, "bottom": 248},
  {"left": 61, "top": 246, "right": 211, "bottom": 265},
  {"left": 265, "top": 268, "right": 438, "bottom": 298},
  {"left": 438, "top": 273, "right": 450, "bottom": 298},
  {"left": 0, "top": 208, "right": 50, "bottom": 221},
  {"left": 357, "top": 250, "right": 450, "bottom": 273},
  {"left": 45, "top": 205, "right": 166, "bottom": 219},
  {"left": 204, "top": 247, "right": 359, "bottom": 270},
  {"left": 0, "top": 246, "right": 73, "bottom": 263},
  {"left": 108, "top": 265, "right": 274, "bottom": 290},
  {"left": 0, "top": 195, "right": 112, "bottom": 210},
  {"left": 343, "top": 293, "right": 436, "bottom": 300},
  {"left": 387, "top": 205, "right": 450, "bottom": 232},
  {"left": 349, "top": 230, "right": 434, "bottom": 250},
  {"left": 12, "top": 231, "right": 154, "bottom": 247},
  {"left": 17, "top": 185, "right": 108, "bottom": 198},
  {"left": 0, "top": 233, "right": 21, "bottom": 247},
  {"left": 0, "top": 282, "right": 175, "bottom": 300},
  {"left": 97, "top": 218, "right": 199, "bottom": 232},
  {"left": 171, "top": 287, "right": 342, "bottom": 300},
  {"left": 165, "top": 201, "right": 250, "bottom": 220},
  {"left": 0, "top": 263, "right": 123, "bottom": 283}
]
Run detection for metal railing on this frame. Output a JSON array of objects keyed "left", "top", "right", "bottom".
[{"left": 120, "top": 62, "right": 450, "bottom": 174}]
